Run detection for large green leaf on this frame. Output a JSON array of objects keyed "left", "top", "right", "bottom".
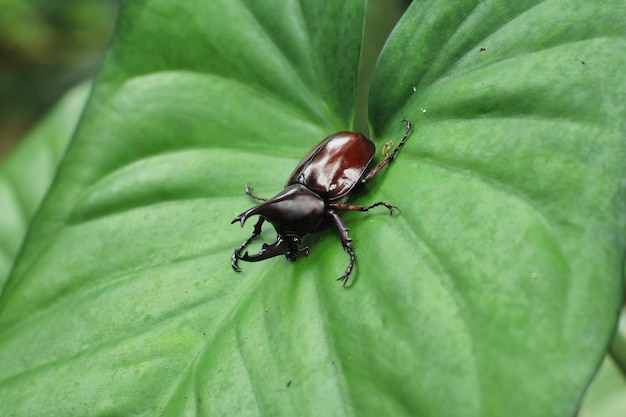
[
  {"left": 0, "top": 83, "right": 90, "bottom": 288},
  {"left": 1, "top": 1, "right": 625, "bottom": 416}
]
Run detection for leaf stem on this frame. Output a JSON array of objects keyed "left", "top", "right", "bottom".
[{"left": 609, "top": 305, "right": 626, "bottom": 378}]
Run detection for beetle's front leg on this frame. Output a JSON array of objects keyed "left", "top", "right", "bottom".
[
  {"left": 327, "top": 209, "right": 355, "bottom": 286},
  {"left": 245, "top": 183, "right": 268, "bottom": 201},
  {"left": 231, "top": 217, "right": 265, "bottom": 272},
  {"left": 330, "top": 201, "right": 396, "bottom": 216}
]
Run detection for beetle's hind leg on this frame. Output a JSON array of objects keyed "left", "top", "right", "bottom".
[
  {"left": 231, "top": 217, "right": 265, "bottom": 272},
  {"left": 329, "top": 201, "right": 397, "bottom": 216},
  {"left": 245, "top": 183, "right": 268, "bottom": 201},
  {"left": 360, "top": 119, "right": 411, "bottom": 185},
  {"left": 327, "top": 209, "right": 356, "bottom": 287}
]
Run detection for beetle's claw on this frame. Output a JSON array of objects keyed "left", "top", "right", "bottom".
[
  {"left": 336, "top": 245, "right": 355, "bottom": 287},
  {"left": 300, "top": 246, "right": 310, "bottom": 257},
  {"left": 336, "top": 273, "right": 350, "bottom": 287},
  {"left": 231, "top": 251, "right": 243, "bottom": 272}
]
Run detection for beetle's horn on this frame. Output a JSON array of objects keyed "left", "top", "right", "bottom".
[
  {"left": 231, "top": 212, "right": 250, "bottom": 227},
  {"left": 236, "top": 235, "right": 294, "bottom": 262},
  {"left": 231, "top": 201, "right": 269, "bottom": 227}
]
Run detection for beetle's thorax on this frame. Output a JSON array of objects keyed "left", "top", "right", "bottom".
[{"left": 234, "top": 184, "right": 325, "bottom": 237}]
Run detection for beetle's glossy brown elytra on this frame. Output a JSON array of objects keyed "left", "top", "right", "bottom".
[{"left": 231, "top": 119, "right": 412, "bottom": 286}]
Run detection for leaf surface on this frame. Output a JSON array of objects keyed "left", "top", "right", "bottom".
[
  {"left": 1, "top": 1, "right": 625, "bottom": 416},
  {"left": 368, "top": 1, "right": 626, "bottom": 415}
]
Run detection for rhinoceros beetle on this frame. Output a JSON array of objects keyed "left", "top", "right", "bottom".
[{"left": 231, "top": 119, "right": 412, "bottom": 286}]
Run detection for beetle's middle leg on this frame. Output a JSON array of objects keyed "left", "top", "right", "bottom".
[
  {"left": 330, "top": 202, "right": 396, "bottom": 216},
  {"left": 327, "top": 209, "right": 355, "bottom": 287},
  {"left": 231, "top": 217, "right": 265, "bottom": 271}
]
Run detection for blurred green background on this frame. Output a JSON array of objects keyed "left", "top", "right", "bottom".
[{"left": 0, "top": 0, "right": 119, "bottom": 157}]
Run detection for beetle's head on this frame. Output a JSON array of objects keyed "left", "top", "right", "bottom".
[{"left": 231, "top": 184, "right": 325, "bottom": 262}]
